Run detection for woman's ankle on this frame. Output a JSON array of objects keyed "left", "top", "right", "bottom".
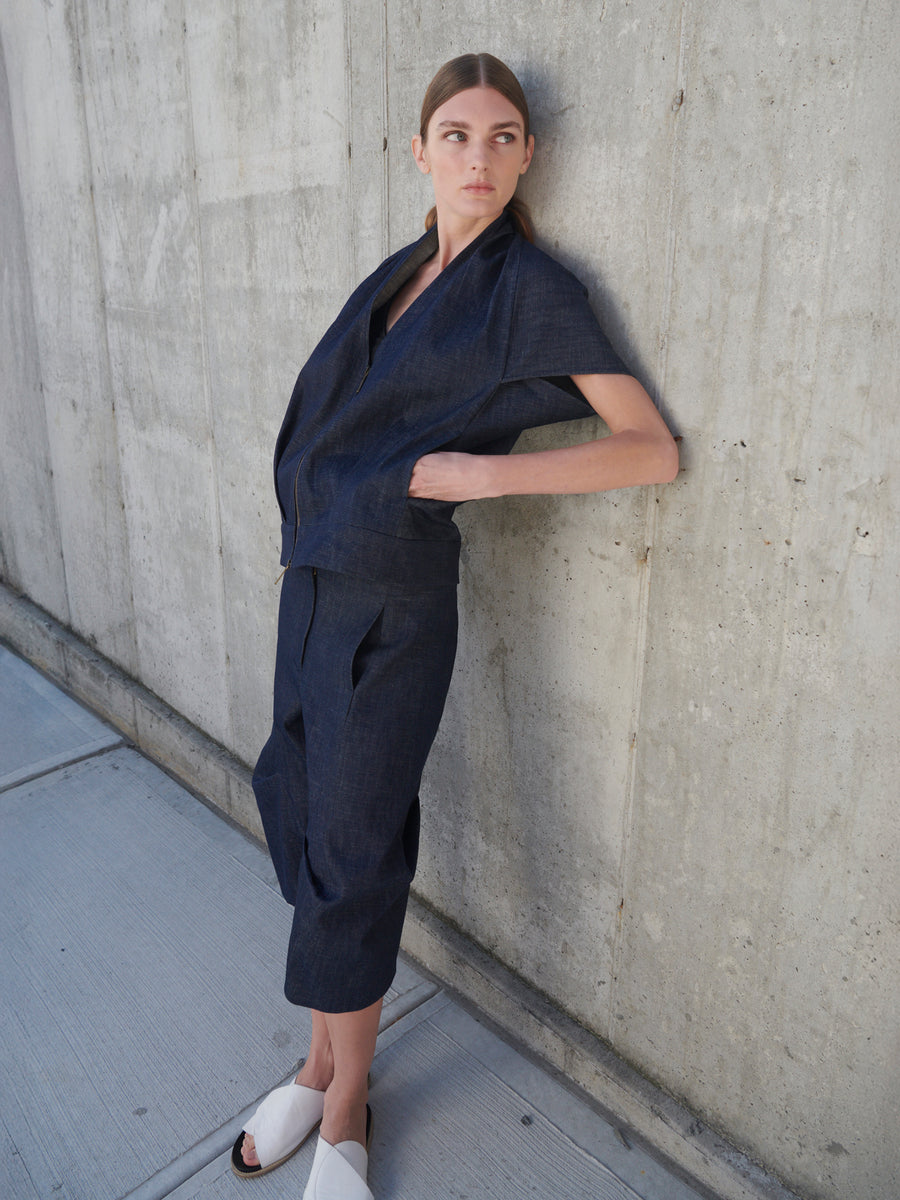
[
  {"left": 295, "top": 1050, "right": 334, "bottom": 1092},
  {"left": 320, "top": 1086, "right": 369, "bottom": 1146},
  {"left": 323, "top": 1076, "right": 369, "bottom": 1108}
]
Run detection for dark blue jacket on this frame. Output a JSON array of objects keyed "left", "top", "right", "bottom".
[{"left": 274, "top": 212, "right": 631, "bottom": 588}]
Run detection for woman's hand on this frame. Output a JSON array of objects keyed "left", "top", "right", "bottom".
[{"left": 407, "top": 452, "right": 495, "bottom": 502}]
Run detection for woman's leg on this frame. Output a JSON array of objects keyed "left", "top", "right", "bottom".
[
  {"left": 320, "top": 997, "right": 382, "bottom": 1146},
  {"left": 296, "top": 1009, "right": 336, "bottom": 1090},
  {"left": 281, "top": 579, "right": 458, "bottom": 1014},
  {"left": 240, "top": 1008, "right": 337, "bottom": 1166},
  {"left": 240, "top": 1000, "right": 379, "bottom": 1165}
]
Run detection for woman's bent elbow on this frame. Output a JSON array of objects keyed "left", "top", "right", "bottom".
[{"left": 655, "top": 436, "right": 680, "bottom": 484}]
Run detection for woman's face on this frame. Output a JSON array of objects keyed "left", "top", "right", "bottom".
[{"left": 413, "top": 86, "right": 534, "bottom": 229}]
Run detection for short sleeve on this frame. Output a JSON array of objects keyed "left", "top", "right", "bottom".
[{"left": 501, "top": 243, "right": 632, "bottom": 383}]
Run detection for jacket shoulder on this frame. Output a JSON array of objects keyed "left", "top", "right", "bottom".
[
  {"left": 512, "top": 237, "right": 591, "bottom": 299},
  {"left": 501, "top": 236, "right": 631, "bottom": 382}
]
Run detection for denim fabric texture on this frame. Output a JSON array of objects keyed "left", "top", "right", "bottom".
[
  {"left": 253, "top": 568, "right": 458, "bottom": 1012},
  {"left": 255, "top": 212, "right": 632, "bottom": 1011},
  {"left": 274, "top": 211, "right": 631, "bottom": 590}
]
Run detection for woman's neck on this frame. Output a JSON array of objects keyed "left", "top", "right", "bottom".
[{"left": 432, "top": 208, "right": 503, "bottom": 270}]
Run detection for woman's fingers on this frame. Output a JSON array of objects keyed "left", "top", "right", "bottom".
[{"left": 408, "top": 452, "right": 487, "bottom": 501}]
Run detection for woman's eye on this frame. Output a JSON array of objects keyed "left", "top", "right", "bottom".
[
  {"left": 445, "top": 131, "right": 466, "bottom": 142},
  {"left": 495, "top": 132, "right": 515, "bottom": 143}
]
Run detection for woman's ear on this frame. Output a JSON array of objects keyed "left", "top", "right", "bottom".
[
  {"left": 520, "top": 133, "right": 535, "bottom": 175},
  {"left": 411, "top": 135, "right": 431, "bottom": 175}
]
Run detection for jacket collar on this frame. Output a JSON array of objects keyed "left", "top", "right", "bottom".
[{"left": 368, "top": 210, "right": 514, "bottom": 318}]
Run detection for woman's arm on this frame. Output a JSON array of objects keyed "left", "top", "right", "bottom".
[{"left": 408, "top": 373, "right": 679, "bottom": 501}]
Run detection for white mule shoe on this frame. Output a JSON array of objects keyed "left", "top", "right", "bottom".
[
  {"left": 303, "top": 1105, "right": 374, "bottom": 1200},
  {"left": 230, "top": 1080, "right": 325, "bottom": 1179}
]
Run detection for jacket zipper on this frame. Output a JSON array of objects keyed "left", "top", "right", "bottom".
[
  {"left": 276, "top": 363, "right": 372, "bottom": 583},
  {"left": 275, "top": 448, "right": 307, "bottom": 584}
]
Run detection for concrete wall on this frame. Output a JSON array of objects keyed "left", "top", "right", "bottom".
[{"left": 2, "top": 4, "right": 897, "bottom": 1198}]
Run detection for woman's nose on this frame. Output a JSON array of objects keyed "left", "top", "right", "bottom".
[{"left": 467, "top": 140, "right": 489, "bottom": 168}]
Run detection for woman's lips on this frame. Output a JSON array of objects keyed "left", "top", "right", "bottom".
[{"left": 463, "top": 183, "right": 494, "bottom": 193}]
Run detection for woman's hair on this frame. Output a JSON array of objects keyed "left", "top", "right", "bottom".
[{"left": 419, "top": 53, "right": 534, "bottom": 242}]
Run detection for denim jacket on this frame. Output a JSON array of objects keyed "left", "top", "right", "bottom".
[{"left": 274, "top": 212, "right": 631, "bottom": 589}]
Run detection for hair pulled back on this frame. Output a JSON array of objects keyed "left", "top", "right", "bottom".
[{"left": 419, "top": 53, "right": 534, "bottom": 242}]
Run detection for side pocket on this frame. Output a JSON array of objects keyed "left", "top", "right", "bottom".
[
  {"left": 347, "top": 605, "right": 386, "bottom": 712},
  {"left": 399, "top": 448, "right": 460, "bottom": 538}
]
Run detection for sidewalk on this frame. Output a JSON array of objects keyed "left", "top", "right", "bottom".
[{"left": 0, "top": 642, "right": 711, "bottom": 1200}]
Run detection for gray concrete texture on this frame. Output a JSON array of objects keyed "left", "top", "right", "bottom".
[
  {"left": 1, "top": 644, "right": 709, "bottom": 1200},
  {"left": 0, "top": 4, "right": 896, "bottom": 1199}
]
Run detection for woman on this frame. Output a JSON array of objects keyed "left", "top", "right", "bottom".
[{"left": 233, "top": 53, "right": 678, "bottom": 1200}]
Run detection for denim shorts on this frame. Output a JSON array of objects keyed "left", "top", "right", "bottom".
[{"left": 252, "top": 566, "right": 458, "bottom": 1012}]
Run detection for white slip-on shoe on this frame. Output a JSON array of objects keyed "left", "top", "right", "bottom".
[
  {"left": 302, "top": 1105, "right": 374, "bottom": 1200},
  {"left": 230, "top": 1080, "right": 325, "bottom": 1179}
]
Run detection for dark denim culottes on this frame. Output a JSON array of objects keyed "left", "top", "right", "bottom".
[{"left": 252, "top": 566, "right": 458, "bottom": 1013}]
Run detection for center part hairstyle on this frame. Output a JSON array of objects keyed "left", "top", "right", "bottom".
[{"left": 420, "top": 52, "right": 535, "bottom": 242}]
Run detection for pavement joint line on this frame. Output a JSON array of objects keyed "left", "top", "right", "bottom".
[
  {"left": 118, "top": 1064, "right": 303, "bottom": 1200},
  {"left": 117, "top": 1107, "right": 255, "bottom": 1200},
  {"left": 379, "top": 979, "right": 442, "bottom": 1031},
  {"left": 0, "top": 738, "right": 127, "bottom": 796}
]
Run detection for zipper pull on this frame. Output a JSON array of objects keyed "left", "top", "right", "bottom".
[
  {"left": 355, "top": 363, "right": 371, "bottom": 393},
  {"left": 274, "top": 564, "right": 289, "bottom": 585}
]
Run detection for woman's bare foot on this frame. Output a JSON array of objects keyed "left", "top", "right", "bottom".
[
  {"left": 239, "top": 1055, "right": 334, "bottom": 1167},
  {"left": 240, "top": 1133, "right": 262, "bottom": 1168}
]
